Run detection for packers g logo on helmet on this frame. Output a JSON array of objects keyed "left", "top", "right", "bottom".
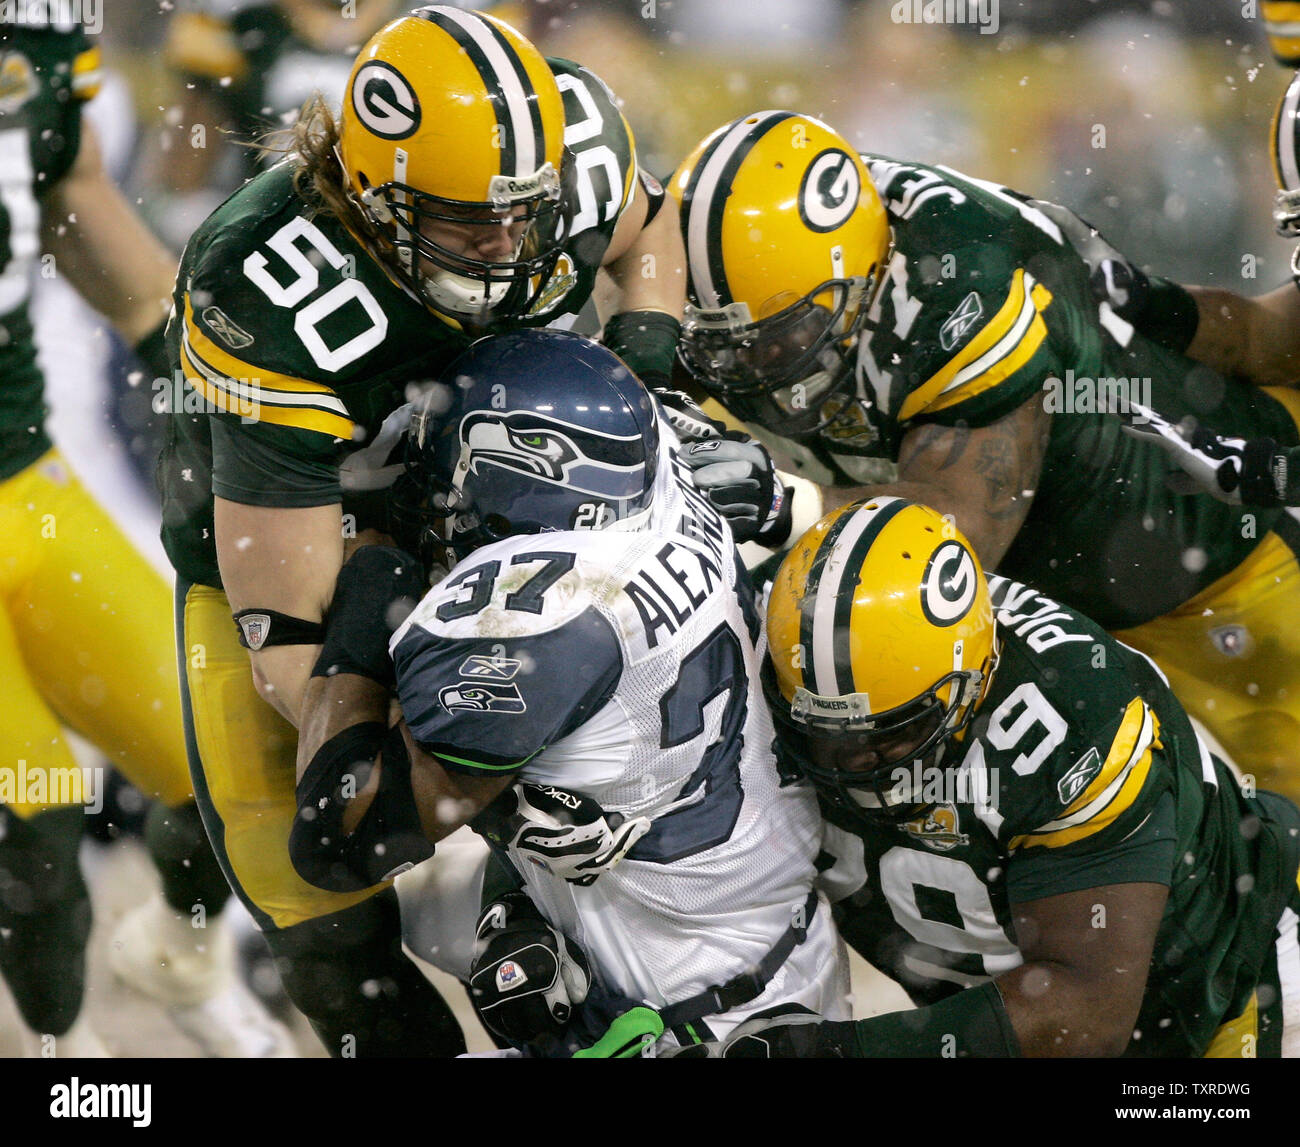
[
  {"left": 350, "top": 61, "right": 421, "bottom": 140},
  {"left": 921, "top": 539, "right": 980, "bottom": 627},
  {"left": 763, "top": 498, "right": 998, "bottom": 826},
  {"left": 799, "top": 149, "right": 862, "bottom": 233},
  {"left": 671, "top": 111, "right": 891, "bottom": 442}
]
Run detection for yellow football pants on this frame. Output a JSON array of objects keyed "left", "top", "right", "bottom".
[
  {"left": 177, "top": 580, "right": 384, "bottom": 930},
  {"left": 0, "top": 449, "right": 193, "bottom": 819},
  {"left": 1115, "top": 522, "right": 1300, "bottom": 805},
  {"left": 1115, "top": 387, "right": 1300, "bottom": 806}
]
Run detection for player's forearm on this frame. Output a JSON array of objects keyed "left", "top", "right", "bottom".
[
  {"left": 820, "top": 475, "right": 1030, "bottom": 570},
  {"left": 1185, "top": 284, "right": 1300, "bottom": 386},
  {"left": 993, "top": 962, "right": 1136, "bottom": 1057},
  {"left": 602, "top": 194, "right": 686, "bottom": 319},
  {"left": 43, "top": 125, "right": 175, "bottom": 343}
]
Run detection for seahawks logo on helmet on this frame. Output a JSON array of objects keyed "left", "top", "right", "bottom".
[
  {"left": 352, "top": 61, "right": 421, "bottom": 140},
  {"left": 799, "top": 148, "right": 861, "bottom": 233},
  {"left": 920, "top": 540, "right": 979, "bottom": 627},
  {"left": 459, "top": 410, "right": 649, "bottom": 501}
]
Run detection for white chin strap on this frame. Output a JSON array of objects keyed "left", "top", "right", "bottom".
[{"left": 421, "top": 269, "right": 513, "bottom": 319}]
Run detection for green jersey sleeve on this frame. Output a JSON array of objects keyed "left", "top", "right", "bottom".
[{"left": 859, "top": 158, "right": 1071, "bottom": 448}]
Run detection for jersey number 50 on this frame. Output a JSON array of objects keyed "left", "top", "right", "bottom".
[{"left": 243, "top": 216, "right": 389, "bottom": 373}]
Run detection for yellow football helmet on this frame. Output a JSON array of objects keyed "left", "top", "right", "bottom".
[
  {"left": 765, "top": 498, "right": 998, "bottom": 825},
  {"left": 337, "top": 5, "right": 569, "bottom": 323},
  {"left": 670, "top": 111, "right": 891, "bottom": 438},
  {"left": 1272, "top": 69, "right": 1300, "bottom": 245}
]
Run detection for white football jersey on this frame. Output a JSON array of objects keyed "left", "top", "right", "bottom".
[{"left": 390, "top": 430, "right": 848, "bottom": 1044}]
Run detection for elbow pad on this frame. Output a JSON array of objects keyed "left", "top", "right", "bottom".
[{"left": 291, "top": 722, "right": 433, "bottom": 892}]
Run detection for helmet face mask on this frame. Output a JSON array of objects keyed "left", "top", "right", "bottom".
[
  {"left": 680, "top": 276, "right": 877, "bottom": 439},
  {"left": 354, "top": 159, "right": 574, "bottom": 323},
  {"left": 768, "top": 666, "right": 985, "bottom": 826},
  {"left": 1273, "top": 69, "right": 1300, "bottom": 238}
]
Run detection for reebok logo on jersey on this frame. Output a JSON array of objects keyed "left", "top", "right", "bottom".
[
  {"left": 939, "top": 292, "right": 984, "bottom": 351},
  {"left": 202, "top": 306, "right": 255, "bottom": 350},
  {"left": 458, "top": 654, "right": 522, "bottom": 681},
  {"left": 1058, "top": 746, "right": 1102, "bottom": 806},
  {"left": 440, "top": 681, "right": 527, "bottom": 713}
]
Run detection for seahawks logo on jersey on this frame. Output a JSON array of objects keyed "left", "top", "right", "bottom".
[
  {"left": 460, "top": 411, "right": 649, "bottom": 499},
  {"left": 439, "top": 681, "right": 527, "bottom": 713}
]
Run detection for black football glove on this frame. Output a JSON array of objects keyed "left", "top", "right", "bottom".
[
  {"left": 469, "top": 891, "right": 591, "bottom": 1046},
  {"left": 479, "top": 782, "right": 649, "bottom": 886},
  {"left": 312, "top": 545, "right": 425, "bottom": 688},
  {"left": 682, "top": 434, "right": 793, "bottom": 547},
  {"left": 1120, "top": 401, "right": 1291, "bottom": 507},
  {"left": 714, "top": 1009, "right": 856, "bottom": 1058}
]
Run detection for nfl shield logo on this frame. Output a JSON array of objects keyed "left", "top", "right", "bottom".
[
  {"left": 496, "top": 961, "right": 528, "bottom": 992},
  {"left": 239, "top": 613, "right": 271, "bottom": 652}
]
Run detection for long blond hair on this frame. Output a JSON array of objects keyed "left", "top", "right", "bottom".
[{"left": 286, "top": 93, "right": 358, "bottom": 225}]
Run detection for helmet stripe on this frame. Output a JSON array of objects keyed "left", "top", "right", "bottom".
[
  {"left": 1277, "top": 72, "right": 1300, "bottom": 191},
  {"left": 475, "top": 15, "right": 547, "bottom": 176},
  {"left": 419, "top": 7, "right": 539, "bottom": 181},
  {"left": 682, "top": 110, "right": 794, "bottom": 309},
  {"left": 801, "top": 497, "right": 907, "bottom": 698}
]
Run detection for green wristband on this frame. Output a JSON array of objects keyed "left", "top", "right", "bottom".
[
  {"left": 602, "top": 310, "right": 682, "bottom": 391},
  {"left": 132, "top": 317, "right": 172, "bottom": 384}
]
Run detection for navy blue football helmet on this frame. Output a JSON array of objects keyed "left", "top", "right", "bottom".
[{"left": 404, "top": 329, "right": 660, "bottom": 565}]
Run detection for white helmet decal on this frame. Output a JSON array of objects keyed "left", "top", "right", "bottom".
[
  {"left": 921, "top": 541, "right": 979, "bottom": 627},
  {"left": 799, "top": 148, "right": 860, "bottom": 233},
  {"left": 352, "top": 62, "right": 421, "bottom": 140}
]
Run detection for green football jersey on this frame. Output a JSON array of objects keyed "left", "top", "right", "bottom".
[
  {"left": 782, "top": 156, "right": 1300, "bottom": 629},
  {"left": 817, "top": 574, "right": 1300, "bottom": 1058},
  {"left": 158, "top": 58, "right": 640, "bottom": 589},
  {"left": 0, "top": 24, "right": 100, "bottom": 481}
]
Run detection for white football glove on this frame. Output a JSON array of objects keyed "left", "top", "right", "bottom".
[
  {"left": 495, "top": 783, "right": 650, "bottom": 886},
  {"left": 1120, "top": 401, "right": 1290, "bottom": 507}
]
